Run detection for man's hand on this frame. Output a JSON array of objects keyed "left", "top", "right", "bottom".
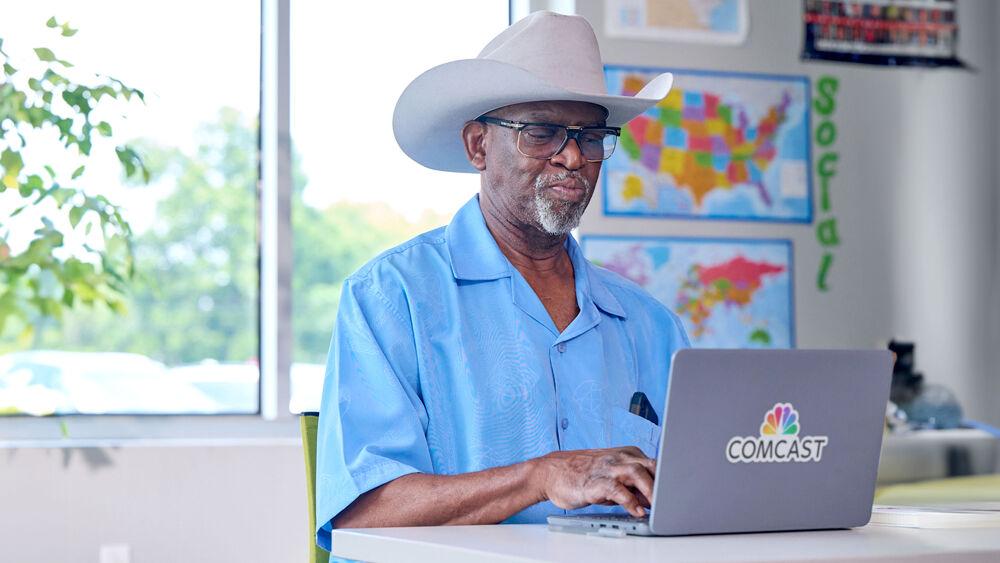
[{"left": 534, "top": 446, "right": 656, "bottom": 517}]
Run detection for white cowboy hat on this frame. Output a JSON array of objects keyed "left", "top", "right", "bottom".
[{"left": 392, "top": 10, "right": 674, "bottom": 173}]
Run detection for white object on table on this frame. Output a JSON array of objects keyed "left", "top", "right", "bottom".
[{"left": 332, "top": 522, "right": 1000, "bottom": 563}]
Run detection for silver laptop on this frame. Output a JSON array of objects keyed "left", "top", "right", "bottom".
[{"left": 548, "top": 349, "right": 892, "bottom": 536}]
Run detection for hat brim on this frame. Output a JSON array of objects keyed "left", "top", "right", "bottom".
[{"left": 392, "top": 59, "right": 673, "bottom": 173}]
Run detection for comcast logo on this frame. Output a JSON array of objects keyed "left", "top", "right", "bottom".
[
  {"left": 726, "top": 403, "right": 829, "bottom": 463},
  {"left": 761, "top": 403, "right": 799, "bottom": 436}
]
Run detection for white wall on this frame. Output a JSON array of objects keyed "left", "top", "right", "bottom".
[
  {"left": 575, "top": 0, "right": 1000, "bottom": 425},
  {"left": 0, "top": 442, "right": 307, "bottom": 563}
]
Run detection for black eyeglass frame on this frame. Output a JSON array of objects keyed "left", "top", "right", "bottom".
[{"left": 475, "top": 116, "right": 622, "bottom": 162}]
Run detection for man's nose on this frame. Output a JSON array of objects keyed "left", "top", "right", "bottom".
[{"left": 550, "top": 136, "right": 587, "bottom": 170}]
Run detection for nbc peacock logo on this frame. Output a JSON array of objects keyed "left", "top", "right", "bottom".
[
  {"left": 726, "top": 402, "right": 829, "bottom": 464},
  {"left": 761, "top": 403, "right": 799, "bottom": 436}
]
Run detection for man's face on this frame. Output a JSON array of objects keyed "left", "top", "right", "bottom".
[{"left": 478, "top": 100, "right": 607, "bottom": 236}]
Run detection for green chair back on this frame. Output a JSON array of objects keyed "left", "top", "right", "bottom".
[{"left": 300, "top": 412, "right": 330, "bottom": 563}]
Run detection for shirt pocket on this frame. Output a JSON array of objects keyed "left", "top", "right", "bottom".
[{"left": 609, "top": 407, "right": 660, "bottom": 459}]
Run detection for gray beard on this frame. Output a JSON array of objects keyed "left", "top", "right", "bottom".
[{"left": 532, "top": 172, "right": 592, "bottom": 235}]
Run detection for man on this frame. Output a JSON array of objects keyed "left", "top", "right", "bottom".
[{"left": 316, "top": 11, "right": 688, "bottom": 550}]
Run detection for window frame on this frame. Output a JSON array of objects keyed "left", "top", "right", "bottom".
[
  {"left": 3, "top": 0, "right": 524, "bottom": 446},
  {"left": 2, "top": 0, "right": 291, "bottom": 445}
]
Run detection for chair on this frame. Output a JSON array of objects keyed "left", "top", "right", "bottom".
[{"left": 300, "top": 412, "right": 330, "bottom": 563}]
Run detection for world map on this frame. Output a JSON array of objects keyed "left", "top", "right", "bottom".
[
  {"left": 603, "top": 67, "right": 811, "bottom": 222},
  {"left": 583, "top": 236, "right": 794, "bottom": 348}
]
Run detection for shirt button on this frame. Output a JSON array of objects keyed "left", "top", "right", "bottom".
[
  {"left": 561, "top": 418, "right": 569, "bottom": 430},
  {"left": 556, "top": 343, "right": 567, "bottom": 353}
]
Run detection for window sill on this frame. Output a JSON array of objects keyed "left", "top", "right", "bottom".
[{"left": 0, "top": 414, "right": 301, "bottom": 449}]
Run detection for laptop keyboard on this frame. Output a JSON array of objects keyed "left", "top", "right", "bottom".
[{"left": 580, "top": 514, "right": 649, "bottom": 523}]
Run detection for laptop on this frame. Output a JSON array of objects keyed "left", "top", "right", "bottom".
[{"left": 548, "top": 349, "right": 893, "bottom": 536}]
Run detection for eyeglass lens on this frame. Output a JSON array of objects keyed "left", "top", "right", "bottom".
[{"left": 517, "top": 125, "right": 618, "bottom": 161}]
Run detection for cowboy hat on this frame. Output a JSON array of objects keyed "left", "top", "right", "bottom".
[{"left": 392, "top": 11, "right": 673, "bottom": 173}]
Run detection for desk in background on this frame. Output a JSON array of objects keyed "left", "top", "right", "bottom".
[{"left": 878, "top": 428, "right": 998, "bottom": 485}]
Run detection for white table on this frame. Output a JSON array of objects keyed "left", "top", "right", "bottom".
[{"left": 332, "top": 523, "right": 1000, "bottom": 562}]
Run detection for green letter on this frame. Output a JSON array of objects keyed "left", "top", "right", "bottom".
[
  {"left": 817, "top": 218, "right": 840, "bottom": 247},
  {"left": 817, "top": 252, "right": 834, "bottom": 292},
  {"left": 819, "top": 175, "right": 832, "bottom": 213},
  {"left": 813, "top": 76, "right": 839, "bottom": 116},
  {"left": 818, "top": 152, "right": 838, "bottom": 178},
  {"left": 816, "top": 121, "right": 836, "bottom": 147}
]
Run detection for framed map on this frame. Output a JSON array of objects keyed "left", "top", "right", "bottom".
[
  {"left": 583, "top": 235, "right": 795, "bottom": 348},
  {"left": 604, "top": 0, "right": 749, "bottom": 45},
  {"left": 603, "top": 66, "right": 812, "bottom": 223}
]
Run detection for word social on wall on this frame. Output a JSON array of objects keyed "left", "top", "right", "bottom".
[{"left": 813, "top": 75, "right": 840, "bottom": 291}]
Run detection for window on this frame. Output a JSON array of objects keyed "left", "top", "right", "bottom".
[
  {"left": 0, "top": 0, "right": 512, "bottom": 425},
  {"left": 288, "top": 1, "right": 510, "bottom": 412},
  {"left": 0, "top": 2, "right": 261, "bottom": 416}
]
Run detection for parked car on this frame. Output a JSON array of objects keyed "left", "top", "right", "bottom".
[
  {"left": 0, "top": 351, "right": 221, "bottom": 415},
  {"left": 169, "top": 361, "right": 260, "bottom": 414}
]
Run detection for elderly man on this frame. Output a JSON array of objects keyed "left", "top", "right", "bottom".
[{"left": 316, "top": 11, "right": 688, "bottom": 550}]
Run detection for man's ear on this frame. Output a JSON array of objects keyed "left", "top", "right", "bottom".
[{"left": 461, "top": 121, "right": 488, "bottom": 171}]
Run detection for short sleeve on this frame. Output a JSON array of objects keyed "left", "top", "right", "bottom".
[{"left": 315, "top": 274, "right": 431, "bottom": 551}]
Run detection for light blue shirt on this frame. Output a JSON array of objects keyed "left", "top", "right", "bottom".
[{"left": 316, "top": 195, "right": 689, "bottom": 550}]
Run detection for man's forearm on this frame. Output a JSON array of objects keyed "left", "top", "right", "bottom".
[{"left": 334, "top": 458, "right": 545, "bottom": 528}]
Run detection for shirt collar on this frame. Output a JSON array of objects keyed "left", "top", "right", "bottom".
[
  {"left": 446, "top": 194, "right": 627, "bottom": 320},
  {"left": 566, "top": 235, "right": 627, "bottom": 320},
  {"left": 446, "top": 195, "right": 512, "bottom": 281}
]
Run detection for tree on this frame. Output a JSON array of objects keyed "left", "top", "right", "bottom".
[
  {"left": 14, "top": 109, "right": 446, "bottom": 366},
  {"left": 0, "top": 17, "right": 148, "bottom": 344}
]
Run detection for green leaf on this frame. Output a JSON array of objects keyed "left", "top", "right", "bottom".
[
  {"left": 116, "top": 147, "right": 137, "bottom": 178},
  {"left": 34, "top": 47, "right": 56, "bottom": 62},
  {"left": 71, "top": 165, "right": 85, "bottom": 179},
  {"left": 46, "top": 16, "right": 58, "bottom": 28},
  {"left": 60, "top": 24, "right": 78, "bottom": 37},
  {"left": 96, "top": 121, "right": 113, "bottom": 137},
  {"left": 69, "top": 206, "right": 85, "bottom": 228},
  {"left": 1, "top": 148, "right": 24, "bottom": 189},
  {"left": 44, "top": 165, "right": 56, "bottom": 179},
  {"left": 3, "top": 63, "right": 15, "bottom": 76},
  {"left": 52, "top": 187, "right": 75, "bottom": 206}
]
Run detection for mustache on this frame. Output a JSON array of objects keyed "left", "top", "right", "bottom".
[{"left": 534, "top": 171, "right": 592, "bottom": 191}]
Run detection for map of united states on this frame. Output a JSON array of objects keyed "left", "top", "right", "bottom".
[
  {"left": 602, "top": 67, "right": 810, "bottom": 222},
  {"left": 618, "top": 74, "right": 791, "bottom": 209}
]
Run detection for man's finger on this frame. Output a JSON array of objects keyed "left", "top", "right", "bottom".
[
  {"left": 616, "top": 447, "right": 657, "bottom": 472},
  {"left": 604, "top": 482, "right": 645, "bottom": 518},
  {"left": 631, "top": 488, "right": 651, "bottom": 508},
  {"left": 611, "top": 462, "right": 655, "bottom": 503},
  {"left": 618, "top": 446, "right": 646, "bottom": 458}
]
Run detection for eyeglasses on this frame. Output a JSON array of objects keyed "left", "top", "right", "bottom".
[{"left": 476, "top": 116, "right": 621, "bottom": 162}]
